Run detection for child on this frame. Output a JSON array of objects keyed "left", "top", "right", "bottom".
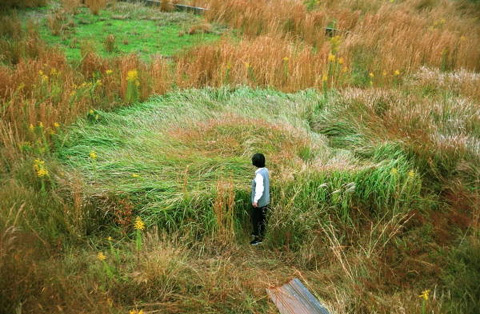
[{"left": 250, "top": 153, "right": 270, "bottom": 245}]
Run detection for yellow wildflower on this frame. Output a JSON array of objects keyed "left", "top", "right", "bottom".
[
  {"left": 33, "top": 159, "right": 45, "bottom": 171},
  {"left": 50, "top": 68, "right": 58, "bottom": 76},
  {"left": 342, "top": 66, "right": 348, "bottom": 73},
  {"left": 283, "top": 57, "right": 289, "bottom": 62},
  {"left": 244, "top": 62, "right": 250, "bottom": 69},
  {"left": 107, "top": 236, "right": 113, "bottom": 241},
  {"left": 322, "top": 75, "right": 328, "bottom": 82},
  {"left": 369, "top": 72, "right": 374, "bottom": 78},
  {"left": 382, "top": 71, "right": 387, "bottom": 76},
  {"left": 89, "top": 151, "right": 97, "bottom": 160},
  {"left": 38, "top": 70, "right": 44, "bottom": 76},
  {"left": 134, "top": 216, "right": 145, "bottom": 230},
  {"left": 132, "top": 173, "right": 140, "bottom": 178},
  {"left": 37, "top": 168, "right": 49, "bottom": 177},
  {"left": 394, "top": 70, "right": 400, "bottom": 76},
  {"left": 126, "top": 70, "right": 138, "bottom": 82},
  {"left": 54, "top": 122, "right": 60, "bottom": 128},
  {"left": 408, "top": 170, "right": 415, "bottom": 178},
  {"left": 41, "top": 75, "right": 49, "bottom": 82},
  {"left": 390, "top": 168, "right": 398, "bottom": 175},
  {"left": 39, "top": 122, "right": 44, "bottom": 128},
  {"left": 29, "top": 124, "right": 35, "bottom": 132},
  {"left": 337, "top": 57, "right": 344, "bottom": 65},
  {"left": 106, "top": 69, "right": 113, "bottom": 75},
  {"left": 89, "top": 109, "right": 94, "bottom": 115},
  {"left": 97, "top": 252, "right": 106, "bottom": 261},
  {"left": 328, "top": 53, "right": 336, "bottom": 62},
  {"left": 96, "top": 79, "right": 102, "bottom": 86},
  {"left": 419, "top": 289, "right": 430, "bottom": 301}
]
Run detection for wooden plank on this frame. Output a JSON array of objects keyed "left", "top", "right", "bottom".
[{"left": 267, "top": 278, "right": 330, "bottom": 314}]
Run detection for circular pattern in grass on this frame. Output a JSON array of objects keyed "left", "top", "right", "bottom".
[{"left": 56, "top": 87, "right": 322, "bottom": 232}]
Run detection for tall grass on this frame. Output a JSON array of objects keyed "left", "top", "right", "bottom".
[
  {"left": 197, "top": 0, "right": 480, "bottom": 74},
  {"left": 1, "top": 2, "right": 479, "bottom": 313}
]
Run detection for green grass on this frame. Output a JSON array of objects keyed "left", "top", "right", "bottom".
[
  {"left": 34, "top": 5, "right": 222, "bottom": 60},
  {"left": 55, "top": 87, "right": 426, "bottom": 245}
]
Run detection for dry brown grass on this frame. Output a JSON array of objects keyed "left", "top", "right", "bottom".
[
  {"left": 85, "top": 0, "right": 106, "bottom": 15},
  {"left": 175, "top": 35, "right": 349, "bottom": 92},
  {"left": 198, "top": 0, "right": 480, "bottom": 74}
]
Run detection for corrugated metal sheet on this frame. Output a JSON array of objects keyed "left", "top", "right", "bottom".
[{"left": 267, "top": 278, "right": 330, "bottom": 314}]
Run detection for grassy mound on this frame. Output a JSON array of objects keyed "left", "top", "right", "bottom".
[{"left": 57, "top": 87, "right": 426, "bottom": 244}]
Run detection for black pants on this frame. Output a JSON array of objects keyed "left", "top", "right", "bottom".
[{"left": 251, "top": 205, "right": 268, "bottom": 239}]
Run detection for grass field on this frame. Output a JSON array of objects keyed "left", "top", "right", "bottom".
[
  {"left": 32, "top": 3, "right": 223, "bottom": 60},
  {"left": 1, "top": 0, "right": 480, "bottom": 313}
]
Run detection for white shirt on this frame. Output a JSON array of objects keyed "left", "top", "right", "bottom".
[{"left": 253, "top": 168, "right": 265, "bottom": 203}]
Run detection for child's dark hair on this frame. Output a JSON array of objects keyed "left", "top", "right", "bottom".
[{"left": 252, "top": 153, "right": 266, "bottom": 168}]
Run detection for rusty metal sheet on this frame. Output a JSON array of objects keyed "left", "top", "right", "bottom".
[{"left": 267, "top": 278, "right": 330, "bottom": 314}]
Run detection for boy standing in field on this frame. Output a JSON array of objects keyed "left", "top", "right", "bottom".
[{"left": 250, "top": 153, "right": 270, "bottom": 246}]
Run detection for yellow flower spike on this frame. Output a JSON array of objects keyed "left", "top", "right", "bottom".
[
  {"left": 54, "top": 122, "right": 60, "bottom": 128},
  {"left": 129, "top": 310, "right": 137, "bottom": 314},
  {"left": 126, "top": 69, "right": 138, "bottom": 82},
  {"left": 29, "top": 124, "right": 35, "bottom": 132},
  {"left": 394, "top": 70, "right": 400, "bottom": 76},
  {"left": 134, "top": 216, "right": 145, "bottom": 230},
  {"left": 37, "top": 168, "right": 49, "bottom": 177},
  {"left": 138, "top": 310, "right": 144, "bottom": 314},
  {"left": 97, "top": 252, "right": 106, "bottom": 261},
  {"left": 369, "top": 72, "right": 375, "bottom": 78},
  {"left": 338, "top": 57, "right": 344, "bottom": 65},
  {"left": 419, "top": 289, "right": 430, "bottom": 300},
  {"left": 390, "top": 168, "right": 398, "bottom": 175},
  {"left": 322, "top": 75, "right": 328, "bottom": 82},
  {"left": 89, "top": 151, "right": 97, "bottom": 160},
  {"left": 38, "top": 70, "right": 44, "bottom": 76},
  {"left": 39, "top": 122, "right": 44, "bottom": 128},
  {"left": 283, "top": 57, "right": 289, "bottom": 62},
  {"left": 106, "top": 69, "right": 113, "bottom": 75},
  {"left": 132, "top": 173, "right": 140, "bottom": 178},
  {"left": 408, "top": 170, "right": 415, "bottom": 178},
  {"left": 328, "top": 53, "right": 336, "bottom": 62},
  {"left": 107, "top": 236, "right": 113, "bottom": 241}
]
